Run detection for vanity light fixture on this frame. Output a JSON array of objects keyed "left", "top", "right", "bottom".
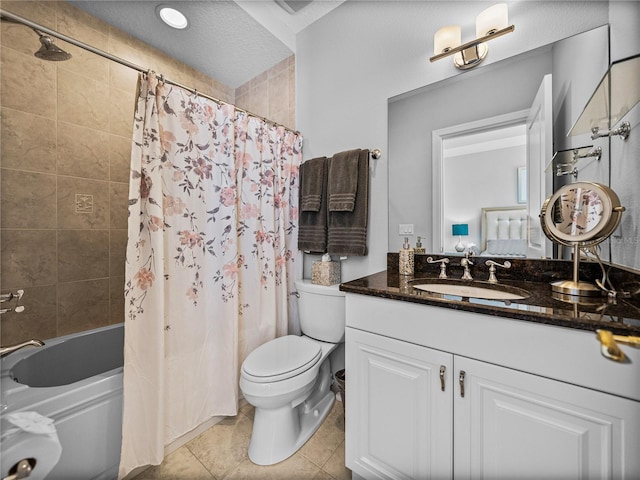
[
  {"left": 156, "top": 5, "right": 189, "bottom": 30},
  {"left": 452, "top": 224, "right": 469, "bottom": 252},
  {"left": 430, "top": 3, "right": 515, "bottom": 70}
]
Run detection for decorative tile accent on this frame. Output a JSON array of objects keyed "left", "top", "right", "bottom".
[
  {"left": 75, "top": 194, "right": 94, "bottom": 214},
  {"left": 58, "top": 177, "right": 108, "bottom": 229}
]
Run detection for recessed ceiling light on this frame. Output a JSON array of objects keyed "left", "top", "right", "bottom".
[{"left": 156, "top": 5, "right": 188, "bottom": 29}]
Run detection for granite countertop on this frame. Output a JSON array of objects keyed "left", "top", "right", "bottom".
[{"left": 339, "top": 255, "right": 640, "bottom": 337}]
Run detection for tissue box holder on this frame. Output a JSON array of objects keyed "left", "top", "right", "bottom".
[{"left": 312, "top": 261, "right": 341, "bottom": 286}]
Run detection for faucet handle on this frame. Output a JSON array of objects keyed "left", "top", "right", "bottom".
[
  {"left": 485, "top": 260, "right": 511, "bottom": 283},
  {"left": 0, "top": 290, "right": 25, "bottom": 314},
  {"left": 427, "top": 257, "right": 449, "bottom": 279}
]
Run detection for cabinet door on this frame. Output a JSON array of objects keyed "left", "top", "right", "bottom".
[
  {"left": 454, "top": 357, "right": 640, "bottom": 479},
  {"left": 346, "top": 327, "right": 453, "bottom": 480}
]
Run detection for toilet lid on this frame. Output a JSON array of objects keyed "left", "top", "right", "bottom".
[{"left": 242, "top": 335, "right": 322, "bottom": 383}]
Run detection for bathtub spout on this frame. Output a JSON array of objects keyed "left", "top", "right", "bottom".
[{"left": 0, "top": 339, "right": 45, "bottom": 357}]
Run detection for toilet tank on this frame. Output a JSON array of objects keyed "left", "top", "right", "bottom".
[{"left": 294, "top": 279, "right": 345, "bottom": 343}]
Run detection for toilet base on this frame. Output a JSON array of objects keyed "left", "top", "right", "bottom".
[{"left": 247, "top": 390, "right": 335, "bottom": 466}]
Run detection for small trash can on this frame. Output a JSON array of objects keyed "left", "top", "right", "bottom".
[{"left": 335, "top": 369, "right": 346, "bottom": 415}]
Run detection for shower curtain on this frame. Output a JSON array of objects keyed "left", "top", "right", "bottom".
[{"left": 119, "top": 73, "right": 302, "bottom": 478}]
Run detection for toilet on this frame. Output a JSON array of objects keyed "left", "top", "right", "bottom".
[{"left": 239, "top": 279, "right": 345, "bottom": 465}]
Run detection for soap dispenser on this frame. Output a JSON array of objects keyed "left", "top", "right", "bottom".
[
  {"left": 399, "top": 237, "right": 414, "bottom": 276},
  {"left": 414, "top": 236, "right": 426, "bottom": 254}
]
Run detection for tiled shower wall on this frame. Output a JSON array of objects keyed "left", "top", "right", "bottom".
[
  {"left": 235, "top": 55, "right": 296, "bottom": 131},
  {"left": 0, "top": 1, "right": 295, "bottom": 344}
]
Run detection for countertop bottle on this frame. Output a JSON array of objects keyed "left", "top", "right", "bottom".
[
  {"left": 399, "top": 237, "right": 414, "bottom": 275},
  {"left": 414, "top": 236, "right": 426, "bottom": 254}
]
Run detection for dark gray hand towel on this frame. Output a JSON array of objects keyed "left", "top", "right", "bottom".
[
  {"left": 300, "top": 157, "right": 326, "bottom": 212},
  {"left": 298, "top": 157, "right": 328, "bottom": 253},
  {"left": 327, "top": 149, "right": 369, "bottom": 256},
  {"left": 328, "top": 149, "right": 360, "bottom": 212}
]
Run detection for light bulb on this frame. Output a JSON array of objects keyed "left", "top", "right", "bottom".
[
  {"left": 434, "top": 25, "right": 461, "bottom": 54},
  {"left": 476, "top": 3, "right": 508, "bottom": 38}
]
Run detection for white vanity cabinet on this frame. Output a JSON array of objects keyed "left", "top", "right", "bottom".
[
  {"left": 345, "top": 294, "right": 640, "bottom": 480},
  {"left": 347, "top": 327, "right": 453, "bottom": 479}
]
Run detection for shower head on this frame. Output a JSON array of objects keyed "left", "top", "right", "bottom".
[{"left": 34, "top": 31, "right": 72, "bottom": 61}]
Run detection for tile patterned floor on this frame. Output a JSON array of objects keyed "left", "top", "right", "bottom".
[{"left": 135, "top": 398, "right": 350, "bottom": 480}]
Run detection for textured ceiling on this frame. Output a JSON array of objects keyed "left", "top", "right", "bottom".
[{"left": 69, "top": 1, "right": 343, "bottom": 89}]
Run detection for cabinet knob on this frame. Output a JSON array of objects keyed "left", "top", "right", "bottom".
[
  {"left": 439, "top": 365, "right": 446, "bottom": 391},
  {"left": 459, "top": 370, "right": 466, "bottom": 398}
]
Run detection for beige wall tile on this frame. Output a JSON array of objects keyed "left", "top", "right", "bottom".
[
  {"left": 109, "top": 275, "right": 125, "bottom": 325},
  {"left": 58, "top": 42, "right": 110, "bottom": 83},
  {"left": 0, "top": 284, "right": 57, "bottom": 344},
  {"left": 57, "top": 229, "right": 109, "bottom": 282},
  {"left": 109, "top": 87, "right": 135, "bottom": 137},
  {"left": 1, "top": 229, "right": 57, "bottom": 288},
  {"left": 250, "top": 81, "right": 269, "bottom": 119},
  {"left": 56, "top": 1, "right": 110, "bottom": 37},
  {"left": 1, "top": 169, "right": 57, "bottom": 229},
  {"left": 110, "top": 61, "right": 139, "bottom": 93},
  {"left": 57, "top": 176, "right": 109, "bottom": 229},
  {"left": 109, "top": 182, "right": 129, "bottom": 229},
  {"left": 212, "top": 79, "right": 235, "bottom": 104},
  {"left": 1, "top": 107, "right": 57, "bottom": 173},
  {"left": 58, "top": 122, "right": 110, "bottom": 180},
  {"left": 109, "top": 228, "right": 128, "bottom": 277},
  {"left": 57, "top": 278, "right": 110, "bottom": 335},
  {"left": 57, "top": 68, "right": 110, "bottom": 131},
  {"left": 1, "top": 2, "right": 56, "bottom": 56},
  {"left": 110, "top": 134, "right": 132, "bottom": 183},
  {"left": 1, "top": 46, "right": 56, "bottom": 118},
  {"left": 108, "top": 28, "right": 154, "bottom": 72}
]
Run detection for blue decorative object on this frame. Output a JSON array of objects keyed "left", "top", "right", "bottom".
[
  {"left": 452, "top": 224, "right": 469, "bottom": 252},
  {"left": 452, "top": 224, "right": 469, "bottom": 236}
]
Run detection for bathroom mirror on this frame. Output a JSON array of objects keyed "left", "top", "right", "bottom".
[{"left": 388, "top": 25, "right": 613, "bottom": 260}]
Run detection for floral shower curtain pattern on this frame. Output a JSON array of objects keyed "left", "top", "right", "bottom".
[{"left": 119, "top": 73, "right": 302, "bottom": 478}]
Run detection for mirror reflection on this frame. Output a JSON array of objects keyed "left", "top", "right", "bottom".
[{"left": 388, "top": 25, "right": 611, "bottom": 260}]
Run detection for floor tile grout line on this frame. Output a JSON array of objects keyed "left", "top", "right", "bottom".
[{"left": 182, "top": 443, "right": 219, "bottom": 480}]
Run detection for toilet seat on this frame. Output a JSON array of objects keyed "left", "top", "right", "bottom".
[{"left": 242, "top": 335, "right": 321, "bottom": 383}]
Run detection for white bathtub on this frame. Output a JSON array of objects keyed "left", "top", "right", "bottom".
[{"left": 0, "top": 323, "right": 123, "bottom": 480}]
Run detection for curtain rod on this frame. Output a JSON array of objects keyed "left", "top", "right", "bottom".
[{"left": 0, "top": 8, "right": 301, "bottom": 136}]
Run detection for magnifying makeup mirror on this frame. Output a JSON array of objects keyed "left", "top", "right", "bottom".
[{"left": 540, "top": 182, "right": 625, "bottom": 296}]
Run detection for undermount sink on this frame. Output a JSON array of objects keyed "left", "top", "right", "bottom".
[{"left": 411, "top": 281, "right": 530, "bottom": 300}]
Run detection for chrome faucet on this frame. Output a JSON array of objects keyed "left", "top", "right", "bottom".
[
  {"left": 0, "top": 339, "right": 44, "bottom": 358},
  {"left": 485, "top": 259, "right": 511, "bottom": 283},
  {"left": 460, "top": 252, "right": 474, "bottom": 280},
  {"left": 427, "top": 257, "right": 449, "bottom": 278}
]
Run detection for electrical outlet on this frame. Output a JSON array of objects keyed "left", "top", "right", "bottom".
[{"left": 398, "top": 224, "right": 414, "bottom": 235}]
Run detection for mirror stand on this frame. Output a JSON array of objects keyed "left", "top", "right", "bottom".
[{"left": 550, "top": 244, "right": 600, "bottom": 296}]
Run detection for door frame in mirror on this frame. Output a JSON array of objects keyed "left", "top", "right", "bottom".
[{"left": 432, "top": 109, "right": 530, "bottom": 254}]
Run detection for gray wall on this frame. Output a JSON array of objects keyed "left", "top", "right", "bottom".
[{"left": 296, "top": 1, "right": 611, "bottom": 281}]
